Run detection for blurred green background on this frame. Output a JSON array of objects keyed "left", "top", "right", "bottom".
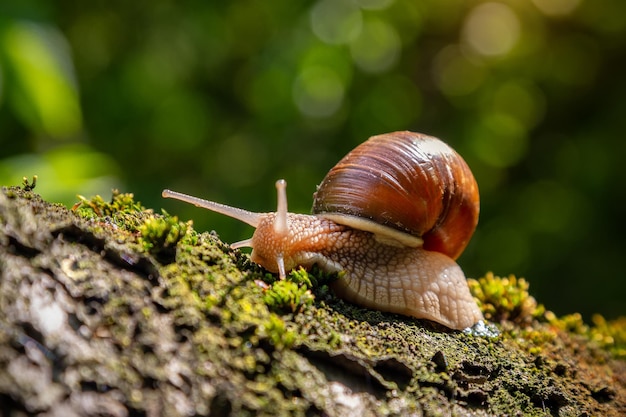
[{"left": 1, "top": 0, "right": 624, "bottom": 320}]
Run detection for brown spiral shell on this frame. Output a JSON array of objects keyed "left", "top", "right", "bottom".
[{"left": 312, "top": 131, "right": 479, "bottom": 260}]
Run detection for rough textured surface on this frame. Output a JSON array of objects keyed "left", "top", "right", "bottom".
[{"left": 0, "top": 186, "right": 625, "bottom": 416}]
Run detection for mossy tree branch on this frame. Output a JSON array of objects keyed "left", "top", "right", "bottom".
[{"left": 0, "top": 186, "right": 624, "bottom": 416}]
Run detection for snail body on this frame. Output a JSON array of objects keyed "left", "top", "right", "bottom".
[{"left": 162, "top": 131, "right": 483, "bottom": 329}]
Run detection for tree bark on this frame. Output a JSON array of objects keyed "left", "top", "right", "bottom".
[{"left": 0, "top": 186, "right": 624, "bottom": 416}]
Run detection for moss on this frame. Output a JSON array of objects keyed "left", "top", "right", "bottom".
[
  {"left": 544, "top": 311, "right": 588, "bottom": 334},
  {"left": 469, "top": 272, "right": 626, "bottom": 362},
  {"left": 137, "top": 211, "right": 190, "bottom": 259},
  {"left": 468, "top": 272, "right": 545, "bottom": 326},
  {"left": 544, "top": 312, "right": 626, "bottom": 360},
  {"left": 72, "top": 189, "right": 150, "bottom": 231},
  {"left": 21, "top": 175, "right": 38, "bottom": 191},
  {"left": 257, "top": 313, "right": 298, "bottom": 349},
  {"left": 261, "top": 269, "right": 315, "bottom": 314},
  {"left": 588, "top": 315, "right": 626, "bottom": 359}
]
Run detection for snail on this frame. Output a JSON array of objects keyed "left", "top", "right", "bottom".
[{"left": 162, "top": 131, "right": 483, "bottom": 329}]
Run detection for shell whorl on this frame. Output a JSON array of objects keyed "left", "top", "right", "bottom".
[{"left": 312, "top": 131, "right": 479, "bottom": 260}]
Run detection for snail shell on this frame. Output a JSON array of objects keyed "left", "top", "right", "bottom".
[{"left": 313, "top": 131, "right": 479, "bottom": 260}]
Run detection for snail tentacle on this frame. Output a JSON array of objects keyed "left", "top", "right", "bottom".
[{"left": 162, "top": 189, "right": 261, "bottom": 228}]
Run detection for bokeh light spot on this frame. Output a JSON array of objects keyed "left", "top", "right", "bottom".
[
  {"left": 1, "top": 21, "right": 82, "bottom": 138},
  {"left": 462, "top": 3, "right": 520, "bottom": 57},
  {"left": 356, "top": 0, "right": 394, "bottom": 10},
  {"left": 310, "top": 0, "right": 363, "bottom": 45},
  {"left": 0, "top": 144, "right": 120, "bottom": 206},
  {"left": 300, "top": 44, "right": 353, "bottom": 85},
  {"left": 349, "top": 17, "right": 401, "bottom": 74},
  {"left": 293, "top": 66, "right": 345, "bottom": 118},
  {"left": 532, "top": 0, "right": 581, "bottom": 17}
]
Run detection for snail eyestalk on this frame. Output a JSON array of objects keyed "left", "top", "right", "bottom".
[
  {"left": 272, "top": 180, "right": 288, "bottom": 279},
  {"left": 274, "top": 179, "right": 288, "bottom": 236}
]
